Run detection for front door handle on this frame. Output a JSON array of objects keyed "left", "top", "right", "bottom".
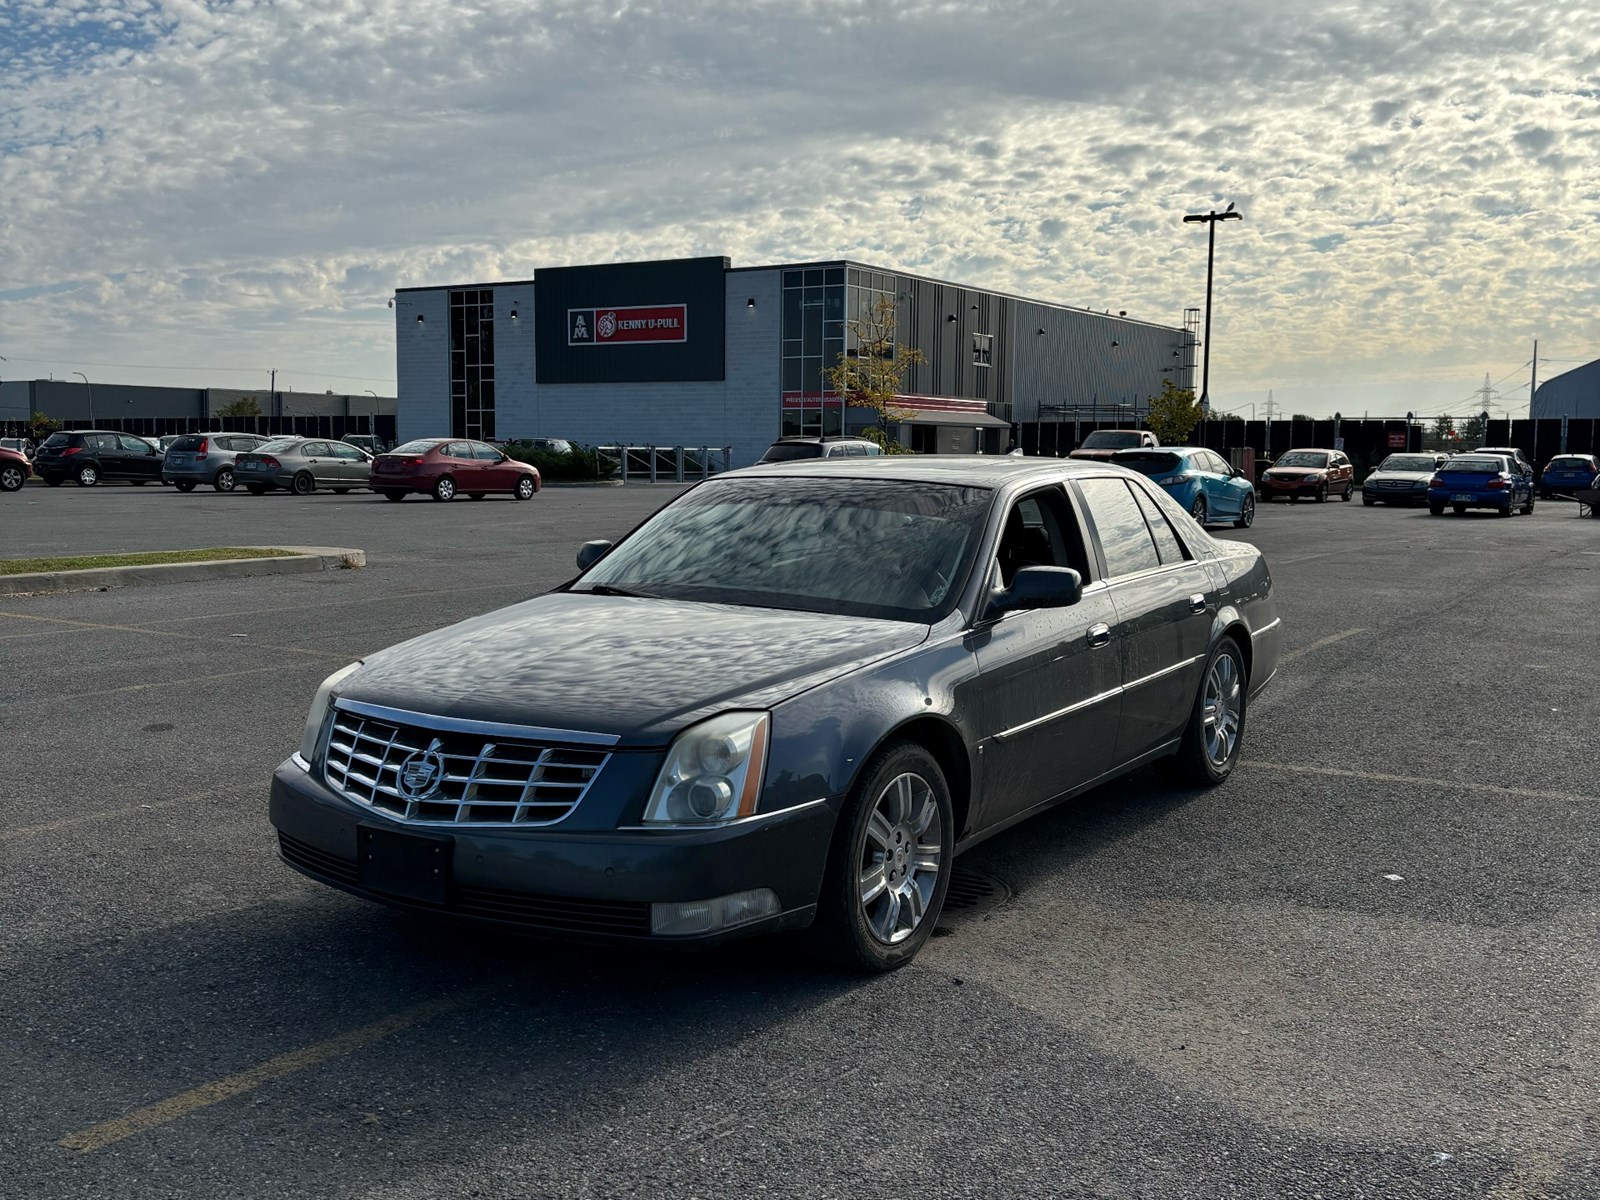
[
  {"left": 1087, "top": 623, "right": 1112, "bottom": 648},
  {"left": 1189, "top": 593, "right": 1207, "bottom": 613}
]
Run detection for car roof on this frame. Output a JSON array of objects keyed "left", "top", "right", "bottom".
[
  {"left": 736, "top": 455, "right": 1142, "bottom": 486},
  {"left": 769, "top": 435, "right": 876, "bottom": 445}
]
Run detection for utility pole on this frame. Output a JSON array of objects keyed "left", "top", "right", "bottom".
[
  {"left": 1181, "top": 204, "right": 1243, "bottom": 412},
  {"left": 1530, "top": 340, "right": 1538, "bottom": 418},
  {"left": 1263, "top": 389, "right": 1276, "bottom": 460}
]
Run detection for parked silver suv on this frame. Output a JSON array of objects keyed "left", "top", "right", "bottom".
[{"left": 163, "top": 432, "right": 271, "bottom": 493}]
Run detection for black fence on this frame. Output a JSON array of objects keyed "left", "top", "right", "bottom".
[
  {"left": 2, "top": 413, "right": 398, "bottom": 445},
  {"left": 1020, "top": 417, "right": 1599, "bottom": 479}
]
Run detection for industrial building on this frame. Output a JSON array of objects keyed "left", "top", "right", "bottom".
[
  {"left": 1532, "top": 359, "right": 1600, "bottom": 419},
  {"left": 394, "top": 256, "right": 1193, "bottom": 465}
]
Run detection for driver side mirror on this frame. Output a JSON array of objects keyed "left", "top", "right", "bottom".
[
  {"left": 576, "top": 540, "right": 613, "bottom": 571},
  {"left": 985, "top": 566, "right": 1083, "bottom": 619}
]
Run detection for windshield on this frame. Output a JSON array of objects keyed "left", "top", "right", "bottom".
[
  {"left": 1441, "top": 458, "right": 1505, "bottom": 474},
  {"left": 1112, "top": 451, "right": 1182, "bottom": 474},
  {"left": 1275, "top": 451, "right": 1329, "bottom": 468},
  {"left": 1377, "top": 455, "right": 1437, "bottom": 472},
  {"left": 759, "top": 443, "right": 826, "bottom": 462},
  {"left": 1081, "top": 431, "right": 1144, "bottom": 449},
  {"left": 576, "top": 477, "right": 991, "bottom": 620}
]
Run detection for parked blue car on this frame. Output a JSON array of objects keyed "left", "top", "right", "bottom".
[
  {"left": 1427, "top": 454, "right": 1535, "bottom": 517},
  {"left": 1540, "top": 454, "right": 1599, "bottom": 499},
  {"left": 1111, "top": 446, "right": 1256, "bottom": 528}
]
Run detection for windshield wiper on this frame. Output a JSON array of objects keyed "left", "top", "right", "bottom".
[{"left": 576, "top": 583, "right": 661, "bottom": 599}]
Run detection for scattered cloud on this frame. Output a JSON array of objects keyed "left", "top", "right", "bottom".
[{"left": 3, "top": 0, "right": 1599, "bottom": 414}]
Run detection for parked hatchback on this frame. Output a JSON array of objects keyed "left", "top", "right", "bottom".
[
  {"left": 1539, "top": 454, "right": 1599, "bottom": 498},
  {"left": 1259, "top": 449, "right": 1354, "bottom": 502},
  {"left": 163, "top": 432, "right": 270, "bottom": 493},
  {"left": 1110, "top": 446, "right": 1256, "bottom": 528},
  {"left": 235, "top": 438, "right": 373, "bottom": 495},
  {"left": 372, "top": 438, "right": 541, "bottom": 501},
  {"left": 33, "top": 430, "right": 164, "bottom": 487}
]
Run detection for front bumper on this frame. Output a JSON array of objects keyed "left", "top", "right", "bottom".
[
  {"left": 1363, "top": 482, "right": 1429, "bottom": 503},
  {"left": 1262, "top": 477, "right": 1326, "bottom": 496},
  {"left": 269, "top": 758, "right": 837, "bottom": 944}
]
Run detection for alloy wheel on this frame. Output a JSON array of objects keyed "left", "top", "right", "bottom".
[
  {"left": 77, "top": 466, "right": 98, "bottom": 487},
  {"left": 1190, "top": 496, "right": 1207, "bottom": 525},
  {"left": 515, "top": 476, "right": 535, "bottom": 500},
  {"left": 1235, "top": 493, "right": 1255, "bottom": 528},
  {"left": 0, "top": 465, "right": 23, "bottom": 491},
  {"left": 214, "top": 467, "right": 235, "bottom": 493},
  {"left": 434, "top": 476, "right": 456, "bottom": 501},
  {"left": 858, "top": 772, "right": 943, "bottom": 946},
  {"left": 1202, "top": 652, "right": 1243, "bottom": 769}
]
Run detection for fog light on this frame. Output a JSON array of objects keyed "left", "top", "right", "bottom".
[{"left": 650, "top": 889, "right": 781, "bottom": 937}]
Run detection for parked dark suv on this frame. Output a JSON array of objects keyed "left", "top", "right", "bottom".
[{"left": 34, "top": 430, "right": 164, "bottom": 487}]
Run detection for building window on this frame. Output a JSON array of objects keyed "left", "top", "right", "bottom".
[
  {"left": 449, "top": 289, "right": 494, "bottom": 440},
  {"left": 972, "top": 332, "right": 993, "bottom": 367}
]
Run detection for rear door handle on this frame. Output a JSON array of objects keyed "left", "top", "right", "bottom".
[
  {"left": 1087, "top": 623, "right": 1112, "bottom": 648},
  {"left": 1189, "top": 593, "right": 1207, "bottom": 613}
]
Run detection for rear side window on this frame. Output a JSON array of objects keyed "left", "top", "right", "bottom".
[
  {"left": 759, "top": 443, "right": 825, "bottom": 461},
  {"left": 90, "top": 433, "right": 119, "bottom": 451},
  {"left": 1129, "top": 484, "right": 1190, "bottom": 565},
  {"left": 42, "top": 432, "right": 73, "bottom": 448},
  {"left": 1076, "top": 478, "right": 1162, "bottom": 578}
]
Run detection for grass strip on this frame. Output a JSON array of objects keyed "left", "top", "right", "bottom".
[{"left": 0, "top": 547, "right": 299, "bottom": 576}]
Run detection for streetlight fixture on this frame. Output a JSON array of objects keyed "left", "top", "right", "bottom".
[
  {"left": 72, "top": 371, "right": 93, "bottom": 425},
  {"left": 1181, "top": 203, "right": 1243, "bottom": 413}
]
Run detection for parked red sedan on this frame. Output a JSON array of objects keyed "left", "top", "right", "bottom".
[
  {"left": 0, "top": 445, "right": 32, "bottom": 492},
  {"left": 372, "top": 438, "right": 541, "bottom": 502}
]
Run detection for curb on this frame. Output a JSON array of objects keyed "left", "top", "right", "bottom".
[{"left": 0, "top": 546, "right": 366, "bottom": 596}]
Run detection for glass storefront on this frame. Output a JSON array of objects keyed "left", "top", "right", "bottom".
[{"left": 449, "top": 289, "right": 494, "bottom": 440}]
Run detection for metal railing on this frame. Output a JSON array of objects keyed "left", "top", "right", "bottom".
[{"left": 595, "top": 445, "right": 731, "bottom": 483}]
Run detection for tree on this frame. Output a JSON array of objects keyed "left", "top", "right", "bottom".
[
  {"left": 1459, "top": 414, "right": 1487, "bottom": 447},
  {"left": 823, "top": 295, "right": 924, "bottom": 453},
  {"left": 215, "top": 396, "right": 262, "bottom": 418},
  {"left": 1431, "top": 414, "right": 1456, "bottom": 442},
  {"left": 1144, "top": 379, "right": 1204, "bottom": 445},
  {"left": 1290, "top": 413, "right": 1315, "bottom": 422},
  {"left": 29, "top": 411, "right": 60, "bottom": 440}
]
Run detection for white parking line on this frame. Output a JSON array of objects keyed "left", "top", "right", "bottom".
[
  {"left": 1249, "top": 761, "right": 1598, "bottom": 805},
  {"left": 1277, "top": 627, "right": 1366, "bottom": 664}
]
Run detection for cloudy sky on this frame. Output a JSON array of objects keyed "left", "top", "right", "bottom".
[{"left": 3, "top": 0, "right": 1597, "bottom": 418}]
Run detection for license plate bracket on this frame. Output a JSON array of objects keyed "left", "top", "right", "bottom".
[
  {"left": 358, "top": 824, "right": 452, "bottom": 904},
  {"left": 1451, "top": 492, "right": 1475, "bottom": 502}
]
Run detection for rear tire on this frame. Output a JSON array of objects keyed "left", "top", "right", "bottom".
[
  {"left": 1233, "top": 493, "right": 1255, "bottom": 529},
  {"left": 812, "top": 740, "right": 953, "bottom": 974},
  {"left": 1429, "top": 503, "right": 1444, "bottom": 516},
  {"left": 1362, "top": 494, "right": 1375, "bottom": 506},
  {"left": 1340, "top": 484, "right": 1352, "bottom": 501},
  {"left": 245, "top": 484, "right": 267, "bottom": 496},
  {"left": 1172, "top": 637, "right": 1247, "bottom": 787},
  {"left": 174, "top": 481, "right": 196, "bottom": 493},
  {"left": 432, "top": 475, "right": 456, "bottom": 502},
  {"left": 382, "top": 490, "right": 407, "bottom": 502},
  {"left": 213, "top": 467, "right": 235, "bottom": 493},
  {"left": 292, "top": 472, "right": 315, "bottom": 495}
]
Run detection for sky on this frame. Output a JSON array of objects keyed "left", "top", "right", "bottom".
[{"left": 2, "top": 0, "right": 1598, "bottom": 420}]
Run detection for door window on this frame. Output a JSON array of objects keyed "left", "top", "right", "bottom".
[
  {"left": 330, "top": 443, "right": 364, "bottom": 461},
  {"left": 90, "top": 433, "right": 118, "bottom": 452},
  {"left": 993, "top": 488, "right": 1090, "bottom": 588},
  {"left": 301, "top": 442, "right": 329, "bottom": 456},
  {"left": 471, "top": 442, "right": 502, "bottom": 461},
  {"left": 1129, "top": 484, "right": 1190, "bottom": 565},
  {"left": 1076, "top": 478, "right": 1162, "bottom": 578},
  {"left": 119, "top": 435, "right": 152, "bottom": 453}
]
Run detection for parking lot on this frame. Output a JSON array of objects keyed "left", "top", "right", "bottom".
[{"left": 3, "top": 483, "right": 1598, "bottom": 1199}]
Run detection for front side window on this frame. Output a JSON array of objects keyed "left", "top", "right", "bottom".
[
  {"left": 992, "top": 489, "right": 1087, "bottom": 588},
  {"left": 1076, "top": 477, "right": 1162, "bottom": 578},
  {"left": 575, "top": 478, "right": 991, "bottom": 621}
]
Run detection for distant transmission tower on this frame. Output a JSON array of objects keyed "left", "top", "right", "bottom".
[{"left": 1475, "top": 372, "right": 1500, "bottom": 414}]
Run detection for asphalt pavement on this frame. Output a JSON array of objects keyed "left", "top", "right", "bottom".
[{"left": 2, "top": 482, "right": 1598, "bottom": 1199}]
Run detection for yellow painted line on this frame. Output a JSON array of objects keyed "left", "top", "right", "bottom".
[
  {"left": 1250, "top": 761, "right": 1598, "bottom": 805},
  {"left": 0, "top": 609, "right": 345, "bottom": 660},
  {"left": 1277, "top": 627, "right": 1366, "bottom": 664},
  {"left": 59, "top": 989, "right": 486, "bottom": 1153}
]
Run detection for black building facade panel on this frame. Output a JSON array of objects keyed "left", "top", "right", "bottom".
[{"left": 534, "top": 256, "right": 729, "bottom": 385}]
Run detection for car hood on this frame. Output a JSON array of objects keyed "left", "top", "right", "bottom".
[{"left": 343, "top": 592, "right": 930, "bottom": 744}]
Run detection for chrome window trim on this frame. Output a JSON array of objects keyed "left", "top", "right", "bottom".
[
  {"left": 994, "top": 686, "right": 1123, "bottom": 741},
  {"left": 1121, "top": 653, "right": 1205, "bottom": 693},
  {"left": 616, "top": 797, "right": 831, "bottom": 831},
  {"left": 334, "top": 698, "right": 620, "bottom": 748}
]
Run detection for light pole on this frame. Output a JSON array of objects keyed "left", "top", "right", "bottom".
[
  {"left": 1182, "top": 203, "right": 1243, "bottom": 413},
  {"left": 72, "top": 371, "right": 93, "bottom": 426}
]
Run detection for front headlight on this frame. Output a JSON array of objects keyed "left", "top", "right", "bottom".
[
  {"left": 298, "top": 661, "right": 361, "bottom": 765},
  {"left": 642, "top": 712, "right": 770, "bottom": 826}
]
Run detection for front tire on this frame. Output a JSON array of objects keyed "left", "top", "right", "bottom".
[
  {"left": 1233, "top": 493, "right": 1255, "bottom": 529},
  {"left": 813, "top": 741, "right": 953, "bottom": 973},
  {"left": 514, "top": 475, "right": 537, "bottom": 501},
  {"left": 1362, "top": 494, "right": 1375, "bottom": 506},
  {"left": 1340, "top": 484, "right": 1352, "bottom": 501},
  {"left": 432, "top": 475, "right": 456, "bottom": 502},
  {"left": 0, "top": 465, "right": 24, "bottom": 492},
  {"left": 213, "top": 467, "right": 235, "bottom": 493},
  {"left": 1172, "top": 638, "right": 1247, "bottom": 786},
  {"left": 1316, "top": 483, "right": 1329, "bottom": 503},
  {"left": 76, "top": 465, "right": 99, "bottom": 487}
]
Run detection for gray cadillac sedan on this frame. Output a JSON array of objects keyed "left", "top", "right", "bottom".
[{"left": 270, "top": 457, "right": 1282, "bottom": 971}]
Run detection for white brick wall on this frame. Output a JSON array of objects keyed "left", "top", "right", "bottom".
[{"left": 394, "top": 270, "right": 786, "bottom": 465}]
